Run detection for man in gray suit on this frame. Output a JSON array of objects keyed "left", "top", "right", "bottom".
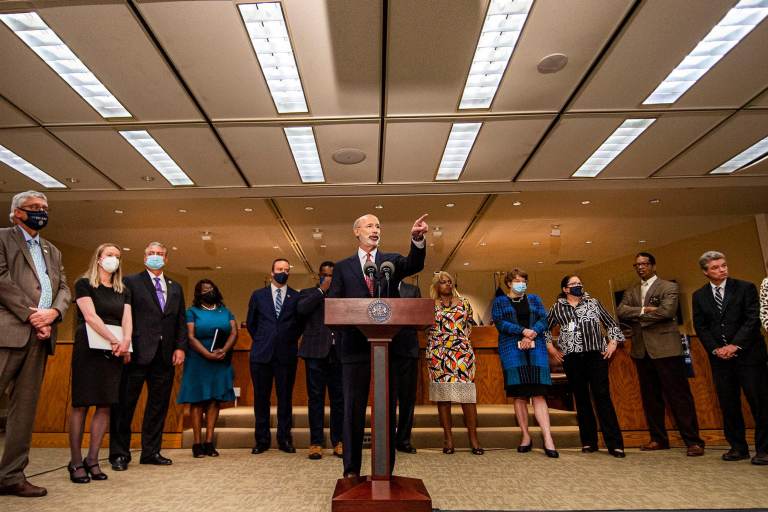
[
  {"left": 0, "top": 191, "right": 70, "bottom": 497},
  {"left": 617, "top": 252, "right": 704, "bottom": 456}
]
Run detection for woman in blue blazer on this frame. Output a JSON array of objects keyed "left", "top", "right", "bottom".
[{"left": 492, "top": 269, "right": 558, "bottom": 458}]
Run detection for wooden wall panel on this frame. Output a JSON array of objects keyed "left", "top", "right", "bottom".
[{"left": 33, "top": 345, "right": 72, "bottom": 432}]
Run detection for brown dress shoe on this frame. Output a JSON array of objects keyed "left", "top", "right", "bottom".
[
  {"left": 0, "top": 480, "right": 47, "bottom": 497},
  {"left": 750, "top": 453, "right": 768, "bottom": 465},
  {"left": 686, "top": 444, "right": 705, "bottom": 457},
  {"left": 333, "top": 442, "right": 343, "bottom": 458},
  {"left": 640, "top": 441, "right": 670, "bottom": 451},
  {"left": 308, "top": 445, "right": 323, "bottom": 460}
]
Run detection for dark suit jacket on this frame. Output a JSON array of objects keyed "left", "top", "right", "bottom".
[
  {"left": 327, "top": 242, "right": 426, "bottom": 364},
  {"left": 124, "top": 271, "right": 187, "bottom": 366},
  {"left": 0, "top": 226, "right": 70, "bottom": 354},
  {"left": 297, "top": 286, "right": 336, "bottom": 359},
  {"left": 391, "top": 282, "right": 421, "bottom": 359},
  {"left": 617, "top": 277, "right": 682, "bottom": 359},
  {"left": 692, "top": 277, "right": 767, "bottom": 366},
  {"left": 246, "top": 285, "right": 302, "bottom": 364}
]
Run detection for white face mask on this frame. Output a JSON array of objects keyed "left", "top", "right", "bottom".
[{"left": 100, "top": 256, "right": 120, "bottom": 274}]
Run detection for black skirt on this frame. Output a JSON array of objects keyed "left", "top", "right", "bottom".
[{"left": 71, "top": 325, "right": 123, "bottom": 407}]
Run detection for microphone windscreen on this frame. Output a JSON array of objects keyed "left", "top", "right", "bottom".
[
  {"left": 380, "top": 261, "right": 395, "bottom": 275},
  {"left": 364, "top": 261, "right": 378, "bottom": 275}
]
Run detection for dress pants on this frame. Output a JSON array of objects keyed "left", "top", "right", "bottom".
[
  {"left": 635, "top": 354, "right": 703, "bottom": 447},
  {"left": 342, "top": 361, "right": 396, "bottom": 476},
  {"left": 711, "top": 359, "right": 768, "bottom": 455},
  {"left": 562, "top": 351, "right": 624, "bottom": 450},
  {"left": 390, "top": 355, "right": 417, "bottom": 447},
  {"left": 305, "top": 346, "right": 343, "bottom": 446},
  {"left": 110, "top": 347, "right": 175, "bottom": 460},
  {"left": 250, "top": 358, "right": 297, "bottom": 447},
  {"left": 0, "top": 333, "right": 47, "bottom": 486}
]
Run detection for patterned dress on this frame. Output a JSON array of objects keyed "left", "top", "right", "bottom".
[
  {"left": 759, "top": 277, "right": 768, "bottom": 331},
  {"left": 427, "top": 297, "right": 477, "bottom": 403}
]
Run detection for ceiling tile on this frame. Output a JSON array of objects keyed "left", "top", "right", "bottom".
[{"left": 0, "top": 97, "right": 35, "bottom": 127}]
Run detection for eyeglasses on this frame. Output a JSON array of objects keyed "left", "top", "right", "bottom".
[
  {"left": 19, "top": 205, "right": 49, "bottom": 212},
  {"left": 633, "top": 262, "right": 651, "bottom": 268}
]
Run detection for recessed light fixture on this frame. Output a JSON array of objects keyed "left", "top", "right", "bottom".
[
  {"left": 532, "top": 241, "right": 541, "bottom": 246},
  {"left": 172, "top": 246, "right": 178, "bottom": 251},
  {"left": 201, "top": 232, "right": 212, "bottom": 241},
  {"left": 0, "top": 12, "right": 131, "bottom": 118},
  {"left": 643, "top": 1, "right": 768, "bottom": 105},
  {"left": 284, "top": 127, "right": 324, "bottom": 183},
  {"left": 479, "top": 241, "right": 487, "bottom": 247},
  {"left": 433, "top": 227, "right": 443, "bottom": 238},
  {"left": 581, "top": 200, "right": 591, "bottom": 205},
  {"left": 537, "top": 53, "right": 568, "bottom": 74},
  {"left": 0, "top": 144, "right": 66, "bottom": 188},
  {"left": 244, "top": 207, "right": 254, "bottom": 212},
  {"left": 639, "top": 240, "right": 647, "bottom": 244},
  {"left": 537, "top": 261, "right": 544, "bottom": 264},
  {"left": 215, "top": 265, "right": 223, "bottom": 270},
  {"left": 320, "top": 244, "right": 327, "bottom": 248},
  {"left": 710, "top": 135, "right": 768, "bottom": 174},
  {"left": 573, "top": 119, "right": 656, "bottom": 177},
  {"left": 463, "top": 262, "right": 470, "bottom": 266},
  {"left": 65, "top": 177, "right": 79, "bottom": 184},
  {"left": 429, "top": 243, "right": 435, "bottom": 247},
  {"left": 585, "top": 240, "right": 593, "bottom": 244},
  {"left": 312, "top": 228, "right": 322, "bottom": 240},
  {"left": 272, "top": 245, "right": 279, "bottom": 249},
  {"left": 649, "top": 198, "right": 661, "bottom": 205},
  {"left": 238, "top": 3, "right": 308, "bottom": 113},
  {"left": 113, "top": 209, "right": 124, "bottom": 214},
  {"left": 178, "top": 208, "right": 187, "bottom": 213},
  {"left": 459, "top": 0, "right": 533, "bottom": 109},
  {"left": 122, "top": 247, "right": 131, "bottom": 251},
  {"left": 141, "top": 175, "right": 155, "bottom": 182},
  {"left": 119, "top": 131, "right": 194, "bottom": 186},
  {"left": 374, "top": 204, "right": 383, "bottom": 209},
  {"left": 512, "top": 200, "right": 522, "bottom": 206},
  {"left": 445, "top": 202, "right": 455, "bottom": 208},
  {"left": 436, "top": 122, "right": 482, "bottom": 181},
  {"left": 304, "top": 206, "right": 314, "bottom": 211}
]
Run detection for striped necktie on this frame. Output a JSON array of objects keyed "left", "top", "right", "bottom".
[
  {"left": 27, "top": 239, "right": 53, "bottom": 308},
  {"left": 275, "top": 288, "right": 283, "bottom": 317},
  {"left": 714, "top": 286, "right": 723, "bottom": 313}
]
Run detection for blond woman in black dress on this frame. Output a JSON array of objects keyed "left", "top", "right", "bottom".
[{"left": 68, "top": 244, "right": 132, "bottom": 483}]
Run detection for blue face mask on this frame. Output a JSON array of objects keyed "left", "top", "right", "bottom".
[
  {"left": 273, "top": 272, "right": 289, "bottom": 285},
  {"left": 20, "top": 208, "right": 48, "bottom": 230},
  {"left": 569, "top": 285, "right": 584, "bottom": 297},
  {"left": 146, "top": 254, "right": 165, "bottom": 270},
  {"left": 511, "top": 282, "right": 527, "bottom": 294}
]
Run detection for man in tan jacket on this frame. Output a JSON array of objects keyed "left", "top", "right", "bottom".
[
  {"left": 618, "top": 252, "right": 704, "bottom": 456},
  {"left": 0, "top": 190, "right": 70, "bottom": 497}
]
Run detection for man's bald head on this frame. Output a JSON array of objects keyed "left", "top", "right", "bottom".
[{"left": 353, "top": 214, "right": 381, "bottom": 251}]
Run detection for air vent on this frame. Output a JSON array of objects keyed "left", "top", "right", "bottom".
[
  {"left": 186, "top": 266, "right": 214, "bottom": 271},
  {"left": 555, "top": 260, "right": 584, "bottom": 265}
]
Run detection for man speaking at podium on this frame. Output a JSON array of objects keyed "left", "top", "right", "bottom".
[{"left": 328, "top": 213, "right": 428, "bottom": 478}]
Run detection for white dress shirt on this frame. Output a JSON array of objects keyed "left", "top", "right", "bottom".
[
  {"left": 271, "top": 283, "right": 286, "bottom": 308},
  {"left": 710, "top": 279, "right": 727, "bottom": 300},
  {"left": 640, "top": 274, "right": 658, "bottom": 305},
  {"left": 147, "top": 270, "right": 167, "bottom": 303}
]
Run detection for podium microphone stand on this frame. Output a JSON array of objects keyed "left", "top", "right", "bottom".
[{"left": 325, "top": 297, "right": 434, "bottom": 512}]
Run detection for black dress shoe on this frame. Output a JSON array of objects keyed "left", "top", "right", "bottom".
[
  {"left": 722, "top": 449, "right": 750, "bottom": 461},
  {"left": 751, "top": 453, "right": 768, "bottom": 465},
  {"left": 278, "top": 443, "right": 296, "bottom": 453},
  {"left": 581, "top": 445, "right": 598, "bottom": 453},
  {"left": 140, "top": 453, "right": 173, "bottom": 465},
  {"left": 110, "top": 456, "right": 129, "bottom": 471},
  {"left": 251, "top": 445, "right": 269, "bottom": 454},
  {"left": 396, "top": 443, "right": 417, "bottom": 454},
  {"left": 608, "top": 448, "right": 626, "bottom": 458}
]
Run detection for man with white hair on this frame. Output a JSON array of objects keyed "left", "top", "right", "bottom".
[
  {"left": 0, "top": 191, "right": 71, "bottom": 497},
  {"left": 328, "top": 213, "right": 428, "bottom": 478}
]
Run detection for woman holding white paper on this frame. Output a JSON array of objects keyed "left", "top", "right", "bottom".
[
  {"left": 69, "top": 243, "right": 132, "bottom": 484},
  {"left": 177, "top": 279, "right": 237, "bottom": 458}
]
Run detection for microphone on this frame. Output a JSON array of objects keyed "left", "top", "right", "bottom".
[
  {"left": 364, "top": 261, "right": 378, "bottom": 297},
  {"left": 380, "top": 261, "right": 394, "bottom": 298}
]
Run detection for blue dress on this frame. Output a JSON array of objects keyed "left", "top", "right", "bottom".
[{"left": 177, "top": 306, "right": 236, "bottom": 404}]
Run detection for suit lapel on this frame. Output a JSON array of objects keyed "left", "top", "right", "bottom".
[
  {"left": 720, "top": 279, "right": 736, "bottom": 314},
  {"left": 11, "top": 227, "right": 40, "bottom": 281},
  {"left": 643, "top": 279, "right": 662, "bottom": 306},
  {"left": 164, "top": 277, "right": 176, "bottom": 313},
  {"left": 141, "top": 272, "right": 163, "bottom": 312},
  {"left": 701, "top": 284, "right": 718, "bottom": 315},
  {"left": 355, "top": 253, "right": 369, "bottom": 294}
]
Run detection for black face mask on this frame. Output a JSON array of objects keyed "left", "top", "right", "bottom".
[
  {"left": 273, "top": 272, "right": 289, "bottom": 285},
  {"left": 200, "top": 290, "right": 220, "bottom": 304},
  {"left": 569, "top": 285, "right": 585, "bottom": 297},
  {"left": 20, "top": 208, "right": 48, "bottom": 230}
]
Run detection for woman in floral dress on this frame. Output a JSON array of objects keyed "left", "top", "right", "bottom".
[{"left": 427, "top": 271, "right": 483, "bottom": 455}]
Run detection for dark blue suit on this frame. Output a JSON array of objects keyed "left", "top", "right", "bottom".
[
  {"left": 328, "top": 242, "right": 425, "bottom": 475},
  {"left": 246, "top": 285, "right": 301, "bottom": 448}
]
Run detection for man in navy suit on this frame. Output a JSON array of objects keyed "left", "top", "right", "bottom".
[
  {"left": 692, "top": 251, "right": 768, "bottom": 465},
  {"left": 328, "top": 213, "right": 428, "bottom": 478},
  {"left": 247, "top": 258, "right": 302, "bottom": 454}
]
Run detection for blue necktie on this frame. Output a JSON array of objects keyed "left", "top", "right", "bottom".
[
  {"left": 275, "top": 288, "right": 283, "bottom": 317},
  {"left": 27, "top": 239, "right": 53, "bottom": 308}
]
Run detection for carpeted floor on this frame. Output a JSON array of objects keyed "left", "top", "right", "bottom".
[{"left": 2, "top": 443, "right": 767, "bottom": 512}]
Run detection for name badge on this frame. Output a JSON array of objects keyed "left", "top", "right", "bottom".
[{"left": 567, "top": 321, "right": 576, "bottom": 332}]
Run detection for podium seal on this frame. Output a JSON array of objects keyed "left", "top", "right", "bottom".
[{"left": 367, "top": 299, "right": 392, "bottom": 323}]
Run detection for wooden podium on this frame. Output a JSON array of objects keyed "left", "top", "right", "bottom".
[{"left": 325, "top": 298, "right": 435, "bottom": 512}]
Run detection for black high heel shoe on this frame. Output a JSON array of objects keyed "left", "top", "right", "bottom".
[
  {"left": 203, "top": 442, "right": 219, "bottom": 457},
  {"left": 544, "top": 447, "right": 559, "bottom": 458},
  {"left": 517, "top": 443, "right": 532, "bottom": 453},
  {"left": 67, "top": 463, "right": 90, "bottom": 484},
  {"left": 192, "top": 444, "right": 205, "bottom": 458},
  {"left": 471, "top": 447, "right": 485, "bottom": 455},
  {"left": 442, "top": 446, "right": 455, "bottom": 454},
  {"left": 83, "top": 459, "right": 108, "bottom": 481}
]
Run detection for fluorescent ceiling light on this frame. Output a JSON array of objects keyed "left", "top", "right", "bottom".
[
  {"left": 118, "top": 131, "right": 194, "bottom": 186},
  {"left": 436, "top": 123, "right": 482, "bottom": 181},
  {"left": 239, "top": 3, "right": 308, "bottom": 114},
  {"left": 572, "top": 118, "right": 655, "bottom": 178},
  {"left": 459, "top": 0, "right": 533, "bottom": 109},
  {"left": 643, "top": 0, "right": 768, "bottom": 105},
  {"left": 0, "top": 144, "right": 66, "bottom": 188},
  {"left": 284, "top": 127, "right": 324, "bottom": 183},
  {"left": 0, "top": 12, "right": 130, "bottom": 118},
  {"left": 710, "top": 135, "right": 768, "bottom": 174}
]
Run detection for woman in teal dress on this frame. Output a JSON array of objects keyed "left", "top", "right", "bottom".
[{"left": 177, "top": 279, "right": 237, "bottom": 458}]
